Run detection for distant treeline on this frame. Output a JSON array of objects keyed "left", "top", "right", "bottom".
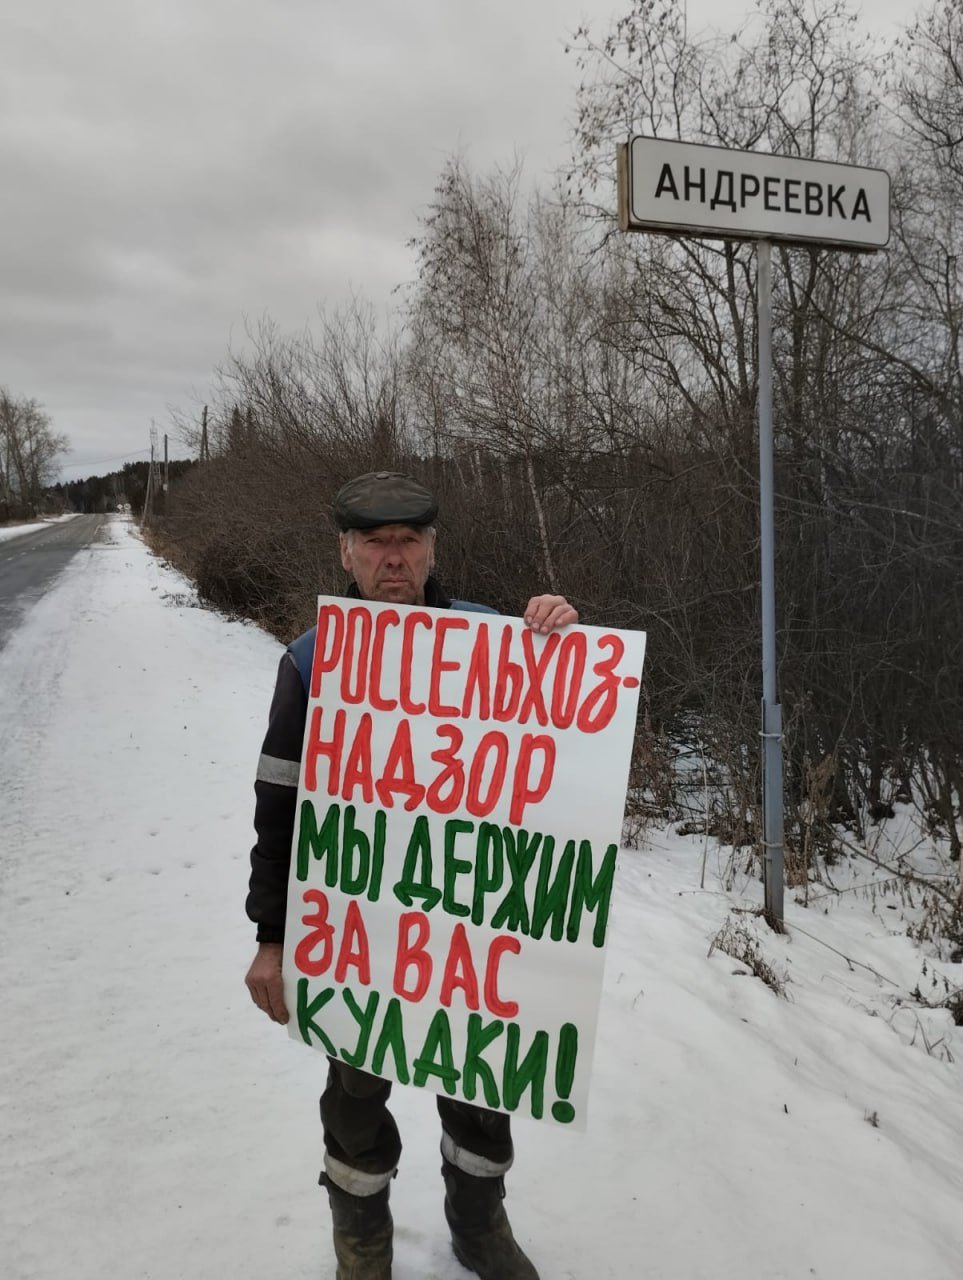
[{"left": 58, "top": 460, "right": 196, "bottom": 515}]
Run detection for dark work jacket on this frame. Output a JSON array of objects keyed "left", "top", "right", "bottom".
[{"left": 245, "top": 579, "right": 496, "bottom": 942}]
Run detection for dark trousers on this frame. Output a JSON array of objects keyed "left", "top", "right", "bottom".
[{"left": 321, "top": 1060, "right": 513, "bottom": 1182}]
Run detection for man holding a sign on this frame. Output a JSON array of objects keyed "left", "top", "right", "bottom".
[
  {"left": 244, "top": 472, "right": 644, "bottom": 1280},
  {"left": 245, "top": 472, "right": 577, "bottom": 1280}
]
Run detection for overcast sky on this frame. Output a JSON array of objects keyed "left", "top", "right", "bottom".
[{"left": 2, "top": 0, "right": 914, "bottom": 481}]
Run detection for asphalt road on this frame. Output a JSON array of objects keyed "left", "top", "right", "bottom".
[{"left": 0, "top": 515, "right": 106, "bottom": 650}]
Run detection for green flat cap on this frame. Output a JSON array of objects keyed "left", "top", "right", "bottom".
[{"left": 334, "top": 471, "right": 438, "bottom": 531}]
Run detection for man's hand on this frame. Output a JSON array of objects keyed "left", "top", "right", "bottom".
[
  {"left": 523, "top": 594, "right": 579, "bottom": 634},
  {"left": 245, "top": 942, "right": 289, "bottom": 1024}
]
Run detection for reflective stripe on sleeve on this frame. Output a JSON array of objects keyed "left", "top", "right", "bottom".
[{"left": 256, "top": 753, "right": 301, "bottom": 787}]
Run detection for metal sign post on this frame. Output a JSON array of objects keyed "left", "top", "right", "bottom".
[
  {"left": 756, "top": 240, "right": 784, "bottom": 926},
  {"left": 617, "top": 136, "right": 890, "bottom": 928}
]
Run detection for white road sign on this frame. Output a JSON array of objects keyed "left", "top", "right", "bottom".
[{"left": 618, "top": 137, "right": 890, "bottom": 250}]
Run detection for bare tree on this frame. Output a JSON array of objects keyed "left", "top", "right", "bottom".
[
  {"left": 160, "top": 303, "right": 418, "bottom": 638},
  {"left": 0, "top": 390, "right": 70, "bottom": 520}
]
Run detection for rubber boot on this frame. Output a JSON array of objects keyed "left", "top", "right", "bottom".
[
  {"left": 442, "top": 1160, "right": 539, "bottom": 1280},
  {"left": 323, "top": 1177, "right": 393, "bottom": 1280}
]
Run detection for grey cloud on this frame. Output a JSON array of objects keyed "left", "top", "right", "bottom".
[{"left": 10, "top": 0, "right": 827, "bottom": 480}]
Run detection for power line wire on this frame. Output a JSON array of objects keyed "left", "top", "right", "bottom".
[{"left": 60, "top": 448, "right": 152, "bottom": 472}]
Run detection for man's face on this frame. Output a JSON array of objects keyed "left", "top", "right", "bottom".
[{"left": 339, "top": 523, "right": 435, "bottom": 605}]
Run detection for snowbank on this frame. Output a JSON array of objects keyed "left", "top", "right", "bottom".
[{"left": 0, "top": 514, "right": 79, "bottom": 543}]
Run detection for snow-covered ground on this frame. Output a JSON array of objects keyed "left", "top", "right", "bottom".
[
  {"left": 0, "top": 514, "right": 78, "bottom": 543},
  {"left": 1, "top": 517, "right": 960, "bottom": 1280}
]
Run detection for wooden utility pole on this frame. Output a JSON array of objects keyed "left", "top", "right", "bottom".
[{"left": 143, "top": 440, "right": 154, "bottom": 526}]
